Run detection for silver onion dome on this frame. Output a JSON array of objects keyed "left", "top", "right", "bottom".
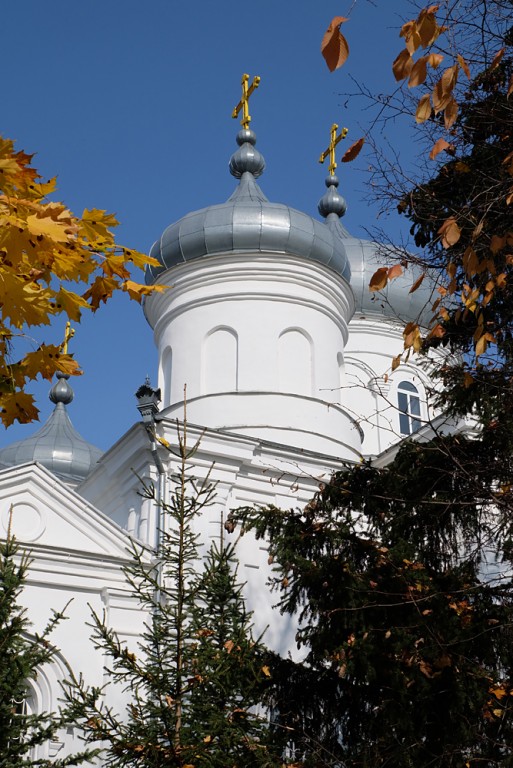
[
  {"left": 318, "top": 174, "right": 435, "bottom": 326},
  {"left": 0, "top": 373, "right": 103, "bottom": 484},
  {"left": 145, "top": 128, "right": 351, "bottom": 284}
]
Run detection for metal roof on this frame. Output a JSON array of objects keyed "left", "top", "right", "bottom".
[
  {"left": 0, "top": 373, "right": 102, "bottom": 484},
  {"left": 146, "top": 128, "right": 351, "bottom": 285}
]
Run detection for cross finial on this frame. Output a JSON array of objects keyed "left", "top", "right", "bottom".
[
  {"left": 61, "top": 321, "right": 75, "bottom": 355},
  {"left": 232, "top": 73, "right": 261, "bottom": 129},
  {"left": 319, "top": 123, "right": 349, "bottom": 176}
]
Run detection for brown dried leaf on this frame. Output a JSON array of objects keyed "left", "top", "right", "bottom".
[
  {"left": 490, "top": 47, "right": 505, "bottom": 71},
  {"left": 408, "top": 56, "right": 428, "bottom": 87},
  {"left": 341, "top": 136, "right": 365, "bottom": 163},
  {"left": 444, "top": 97, "right": 458, "bottom": 129},
  {"left": 409, "top": 272, "right": 425, "bottom": 293},
  {"left": 428, "top": 53, "right": 444, "bottom": 69},
  {"left": 369, "top": 266, "right": 389, "bottom": 292},
  {"left": 428, "top": 323, "right": 445, "bottom": 339},
  {"left": 393, "top": 49, "right": 413, "bottom": 81},
  {"left": 417, "top": 8, "right": 438, "bottom": 48},
  {"left": 400, "top": 21, "right": 421, "bottom": 55},
  {"left": 457, "top": 54, "right": 471, "bottom": 79},
  {"left": 429, "top": 138, "right": 452, "bottom": 160},
  {"left": 392, "top": 354, "right": 401, "bottom": 371},
  {"left": 415, "top": 94, "right": 432, "bottom": 123},
  {"left": 438, "top": 217, "right": 461, "bottom": 248},
  {"left": 432, "top": 65, "right": 459, "bottom": 113},
  {"left": 321, "top": 17, "right": 349, "bottom": 72},
  {"left": 490, "top": 235, "right": 506, "bottom": 254},
  {"left": 508, "top": 74, "right": 513, "bottom": 99},
  {"left": 388, "top": 264, "right": 403, "bottom": 281},
  {"left": 475, "top": 334, "right": 488, "bottom": 357}
]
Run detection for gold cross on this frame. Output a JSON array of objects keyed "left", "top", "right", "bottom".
[
  {"left": 232, "top": 73, "right": 261, "bottom": 129},
  {"left": 319, "top": 123, "right": 348, "bottom": 176},
  {"left": 61, "top": 321, "right": 75, "bottom": 355}
]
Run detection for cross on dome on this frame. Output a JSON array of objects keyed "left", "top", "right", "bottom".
[
  {"left": 232, "top": 73, "right": 261, "bottom": 130},
  {"left": 61, "top": 320, "right": 75, "bottom": 355},
  {"left": 319, "top": 123, "right": 348, "bottom": 176}
]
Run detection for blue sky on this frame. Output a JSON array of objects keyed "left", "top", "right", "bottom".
[{"left": 2, "top": 0, "right": 418, "bottom": 450}]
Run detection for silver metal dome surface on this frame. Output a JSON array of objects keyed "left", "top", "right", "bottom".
[
  {"left": 343, "top": 236, "right": 436, "bottom": 326},
  {"left": 146, "top": 129, "right": 351, "bottom": 284},
  {"left": 0, "top": 373, "right": 102, "bottom": 483},
  {"left": 318, "top": 174, "right": 435, "bottom": 326}
]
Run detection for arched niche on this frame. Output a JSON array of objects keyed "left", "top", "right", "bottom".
[
  {"left": 278, "top": 329, "right": 313, "bottom": 396},
  {"left": 160, "top": 346, "right": 172, "bottom": 406},
  {"left": 203, "top": 327, "right": 238, "bottom": 394}
]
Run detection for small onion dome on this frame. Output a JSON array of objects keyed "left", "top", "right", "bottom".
[
  {"left": 0, "top": 373, "right": 103, "bottom": 484},
  {"left": 146, "top": 128, "right": 351, "bottom": 284},
  {"left": 318, "top": 175, "right": 435, "bottom": 327}
]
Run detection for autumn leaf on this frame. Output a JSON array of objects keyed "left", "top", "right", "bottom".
[
  {"left": 393, "top": 49, "right": 413, "bottom": 81},
  {"left": 341, "top": 137, "right": 365, "bottom": 163},
  {"left": 392, "top": 354, "right": 401, "bottom": 371},
  {"left": 262, "top": 665, "right": 271, "bottom": 677},
  {"left": 23, "top": 345, "right": 80, "bottom": 381},
  {"left": 26, "top": 213, "right": 72, "bottom": 243},
  {"left": 457, "top": 54, "right": 471, "bottom": 79},
  {"left": 444, "top": 97, "right": 458, "bottom": 129},
  {"left": 490, "top": 235, "right": 506, "bottom": 254},
  {"left": 388, "top": 264, "right": 403, "bottom": 281},
  {"left": 408, "top": 56, "right": 428, "bottom": 87},
  {"left": 54, "top": 287, "right": 92, "bottom": 321},
  {"left": 429, "top": 138, "right": 453, "bottom": 160},
  {"left": 321, "top": 17, "right": 349, "bottom": 72},
  {"left": 0, "top": 391, "right": 39, "bottom": 426},
  {"left": 369, "top": 267, "right": 389, "bottom": 292},
  {"left": 83, "top": 276, "right": 118, "bottom": 310},
  {"left": 438, "top": 217, "right": 461, "bottom": 248},
  {"left": 80, "top": 208, "right": 119, "bottom": 243},
  {"left": 427, "top": 52, "right": 444, "bottom": 69},
  {"left": 400, "top": 21, "right": 421, "bottom": 55},
  {"left": 428, "top": 323, "right": 445, "bottom": 339},
  {"left": 415, "top": 94, "right": 432, "bottom": 123},
  {"left": 490, "top": 47, "right": 505, "bottom": 70},
  {"left": 409, "top": 272, "right": 425, "bottom": 293},
  {"left": 433, "top": 65, "right": 459, "bottom": 113},
  {"left": 404, "top": 322, "right": 422, "bottom": 352},
  {"left": 122, "top": 280, "right": 167, "bottom": 303},
  {"left": 416, "top": 5, "right": 440, "bottom": 47}
]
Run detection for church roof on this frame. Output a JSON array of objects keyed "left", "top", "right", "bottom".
[
  {"left": 145, "top": 127, "right": 352, "bottom": 284},
  {"left": 0, "top": 373, "right": 103, "bottom": 484}
]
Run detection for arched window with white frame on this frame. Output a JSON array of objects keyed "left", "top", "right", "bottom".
[{"left": 397, "top": 380, "right": 422, "bottom": 436}]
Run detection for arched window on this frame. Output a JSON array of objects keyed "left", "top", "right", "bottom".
[
  {"left": 397, "top": 380, "right": 421, "bottom": 435},
  {"left": 203, "top": 328, "right": 238, "bottom": 394}
]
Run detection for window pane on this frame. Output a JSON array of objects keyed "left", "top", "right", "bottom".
[
  {"left": 399, "top": 412, "right": 410, "bottom": 435},
  {"left": 398, "top": 381, "right": 418, "bottom": 393},
  {"left": 410, "top": 395, "right": 421, "bottom": 416}
]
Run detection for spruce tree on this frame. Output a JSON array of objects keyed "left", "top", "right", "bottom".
[
  {"left": 231, "top": 4, "right": 513, "bottom": 766},
  {"left": 64, "top": 421, "right": 281, "bottom": 768},
  {"left": 0, "top": 521, "right": 94, "bottom": 768}
]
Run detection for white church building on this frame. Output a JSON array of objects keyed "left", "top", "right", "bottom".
[{"left": 0, "top": 112, "right": 438, "bottom": 759}]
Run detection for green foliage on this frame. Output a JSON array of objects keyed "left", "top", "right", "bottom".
[
  {"left": 64, "top": 424, "right": 281, "bottom": 768},
  {"left": 230, "top": 7, "right": 513, "bottom": 766},
  {"left": 233, "top": 444, "right": 513, "bottom": 767},
  {"left": 0, "top": 526, "right": 94, "bottom": 768}
]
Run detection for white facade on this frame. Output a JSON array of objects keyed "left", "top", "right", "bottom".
[{"left": 0, "top": 125, "right": 442, "bottom": 759}]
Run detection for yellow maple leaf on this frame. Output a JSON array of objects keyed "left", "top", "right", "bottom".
[
  {"left": 26, "top": 213, "right": 72, "bottom": 243},
  {"left": 0, "top": 391, "right": 39, "bottom": 427},
  {"left": 54, "top": 287, "right": 92, "bottom": 322}
]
